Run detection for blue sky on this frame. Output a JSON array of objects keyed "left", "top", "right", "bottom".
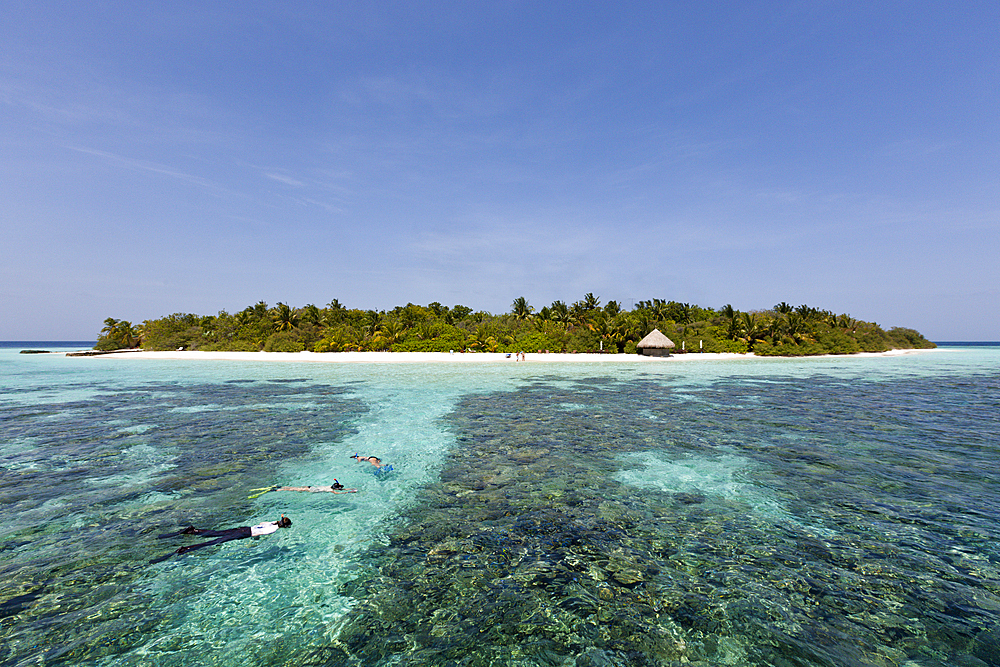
[{"left": 2, "top": 2, "right": 997, "bottom": 340}]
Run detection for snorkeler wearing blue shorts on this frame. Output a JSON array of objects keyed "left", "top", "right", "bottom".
[
  {"left": 351, "top": 453, "right": 393, "bottom": 475},
  {"left": 351, "top": 453, "right": 383, "bottom": 467}
]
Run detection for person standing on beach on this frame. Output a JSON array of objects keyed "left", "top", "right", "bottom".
[{"left": 151, "top": 515, "right": 291, "bottom": 562}]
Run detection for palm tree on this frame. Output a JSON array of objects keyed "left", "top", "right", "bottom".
[
  {"left": 362, "top": 311, "right": 383, "bottom": 339},
  {"left": 783, "top": 312, "right": 805, "bottom": 340},
  {"left": 549, "top": 301, "right": 570, "bottom": 328},
  {"left": 795, "top": 304, "right": 819, "bottom": 320},
  {"left": 569, "top": 293, "right": 600, "bottom": 326},
  {"left": 774, "top": 302, "right": 793, "bottom": 315},
  {"left": 395, "top": 303, "right": 424, "bottom": 329},
  {"left": 114, "top": 320, "right": 141, "bottom": 348},
  {"left": 318, "top": 327, "right": 348, "bottom": 352},
  {"left": 235, "top": 310, "right": 255, "bottom": 328},
  {"left": 468, "top": 325, "right": 499, "bottom": 352},
  {"left": 199, "top": 316, "right": 216, "bottom": 340},
  {"left": 301, "top": 304, "right": 323, "bottom": 328},
  {"left": 592, "top": 313, "right": 628, "bottom": 351},
  {"left": 674, "top": 302, "right": 693, "bottom": 325},
  {"left": 126, "top": 322, "right": 143, "bottom": 347},
  {"left": 739, "top": 312, "right": 765, "bottom": 348},
  {"left": 720, "top": 304, "right": 740, "bottom": 340},
  {"left": 591, "top": 312, "right": 612, "bottom": 338},
  {"left": 608, "top": 313, "right": 631, "bottom": 350},
  {"left": 101, "top": 318, "right": 120, "bottom": 340},
  {"left": 374, "top": 319, "right": 405, "bottom": 348},
  {"left": 447, "top": 305, "right": 473, "bottom": 324},
  {"left": 322, "top": 299, "right": 346, "bottom": 325},
  {"left": 511, "top": 296, "right": 534, "bottom": 321},
  {"left": 837, "top": 314, "right": 858, "bottom": 332},
  {"left": 642, "top": 298, "right": 669, "bottom": 323},
  {"left": 628, "top": 310, "right": 652, "bottom": 341},
  {"left": 415, "top": 321, "right": 437, "bottom": 341},
  {"left": 271, "top": 303, "right": 300, "bottom": 332}
]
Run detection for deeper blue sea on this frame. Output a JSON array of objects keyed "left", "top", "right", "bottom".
[{"left": 1, "top": 342, "right": 998, "bottom": 667}]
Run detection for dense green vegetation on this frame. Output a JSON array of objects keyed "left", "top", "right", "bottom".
[{"left": 95, "top": 296, "right": 936, "bottom": 356}]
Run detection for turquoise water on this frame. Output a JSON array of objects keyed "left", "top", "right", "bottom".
[{"left": 1, "top": 344, "right": 999, "bottom": 666}]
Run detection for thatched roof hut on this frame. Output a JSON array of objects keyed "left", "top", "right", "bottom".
[{"left": 636, "top": 329, "right": 675, "bottom": 356}]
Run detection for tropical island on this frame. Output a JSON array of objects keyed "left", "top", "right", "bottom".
[{"left": 94, "top": 295, "right": 935, "bottom": 357}]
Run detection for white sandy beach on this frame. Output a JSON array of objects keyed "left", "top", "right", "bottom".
[{"left": 79, "top": 348, "right": 933, "bottom": 363}]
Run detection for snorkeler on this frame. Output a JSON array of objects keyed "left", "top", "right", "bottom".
[
  {"left": 248, "top": 480, "right": 356, "bottom": 498},
  {"left": 351, "top": 453, "right": 384, "bottom": 468},
  {"left": 351, "top": 453, "right": 394, "bottom": 476},
  {"left": 151, "top": 515, "right": 291, "bottom": 563}
]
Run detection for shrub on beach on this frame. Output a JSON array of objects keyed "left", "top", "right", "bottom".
[
  {"left": 709, "top": 338, "right": 749, "bottom": 354},
  {"left": 264, "top": 331, "right": 306, "bottom": 353},
  {"left": 314, "top": 325, "right": 364, "bottom": 352},
  {"left": 566, "top": 328, "right": 601, "bottom": 353},
  {"left": 391, "top": 329, "right": 467, "bottom": 352},
  {"left": 666, "top": 323, "right": 748, "bottom": 354},
  {"left": 140, "top": 314, "right": 203, "bottom": 350},
  {"left": 887, "top": 327, "right": 936, "bottom": 349},
  {"left": 200, "top": 339, "right": 260, "bottom": 352},
  {"left": 510, "top": 330, "right": 565, "bottom": 354}
]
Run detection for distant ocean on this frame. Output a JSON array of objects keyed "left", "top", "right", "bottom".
[
  {"left": 0, "top": 340, "right": 95, "bottom": 348},
  {"left": 2, "top": 342, "right": 999, "bottom": 666}
]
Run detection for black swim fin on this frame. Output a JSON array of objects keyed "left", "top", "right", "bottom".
[
  {"left": 148, "top": 551, "right": 176, "bottom": 564},
  {"left": 157, "top": 525, "right": 197, "bottom": 539}
]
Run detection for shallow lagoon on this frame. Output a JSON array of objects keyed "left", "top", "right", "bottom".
[{"left": 1, "top": 345, "right": 998, "bottom": 666}]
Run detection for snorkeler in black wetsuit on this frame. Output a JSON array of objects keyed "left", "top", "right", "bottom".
[{"left": 151, "top": 515, "right": 291, "bottom": 563}]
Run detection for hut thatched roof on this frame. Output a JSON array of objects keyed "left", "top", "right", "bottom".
[{"left": 637, "top": 329, "right": 675, "bottom": 349}]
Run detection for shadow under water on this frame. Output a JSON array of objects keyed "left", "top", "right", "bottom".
[{"left": 316, "top": 376, "right": 1000, "bottom": 667}]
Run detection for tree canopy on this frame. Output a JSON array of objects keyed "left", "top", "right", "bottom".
[{"left": 95, "top": 297, "right": 936, "bottom": 356}]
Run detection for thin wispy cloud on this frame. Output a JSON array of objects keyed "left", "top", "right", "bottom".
[
  {"left": 65, "top": 146, "right": 229, "bottom": 193},
  {"left": 264, "top": 172, "right": 306, "bottom": 187}
]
